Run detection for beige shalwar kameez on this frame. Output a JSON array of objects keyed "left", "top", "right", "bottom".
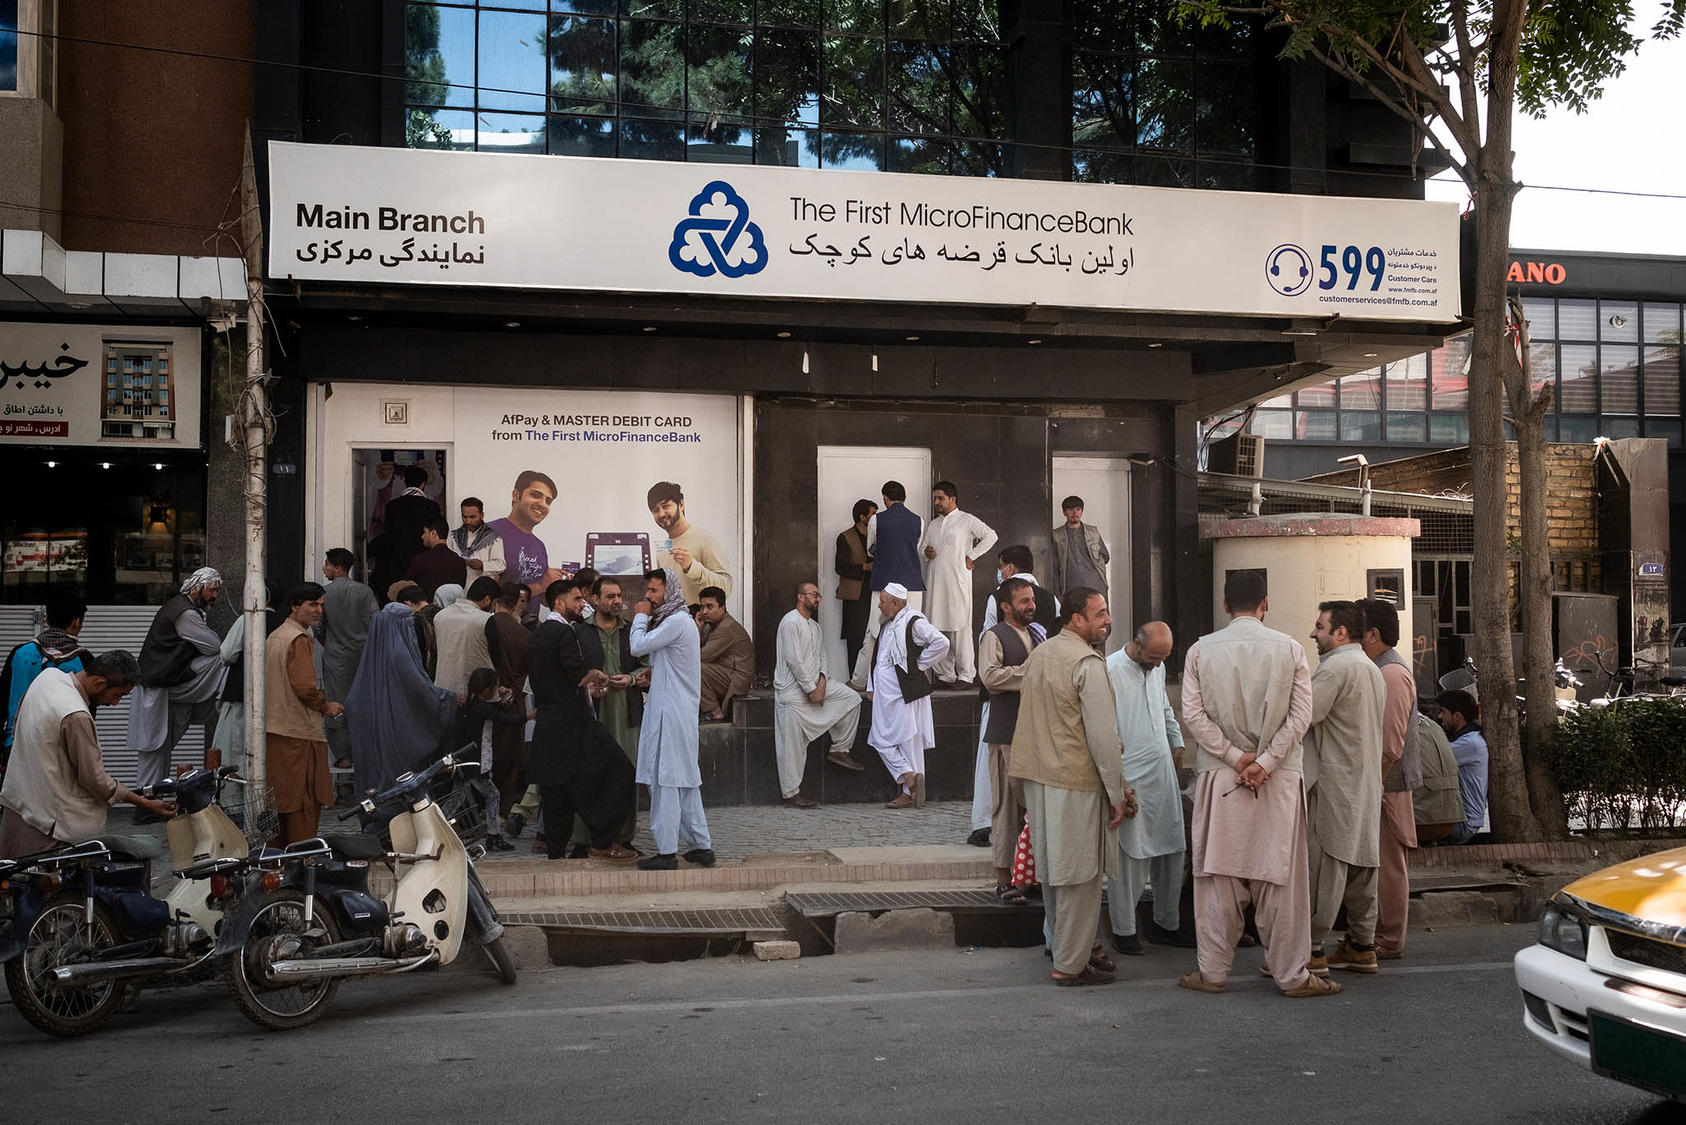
[
  {"left": 1180, "top": 615, "right": 1315, "bottom": 991},
  {"left": 1303, "top": 642, "right": 1385, "bottom": 952}
]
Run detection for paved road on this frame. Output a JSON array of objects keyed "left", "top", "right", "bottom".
[{"left": 4, "top": 925, "right": 1677, "bottom": 1123}]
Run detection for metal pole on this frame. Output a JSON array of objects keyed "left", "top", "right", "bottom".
[{"left": 238, "top": 127, "right": 269, "bottom": 818}]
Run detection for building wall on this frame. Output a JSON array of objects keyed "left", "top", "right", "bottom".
[{"left": 57, "top": 1, "right": 255, "bottom": 255}]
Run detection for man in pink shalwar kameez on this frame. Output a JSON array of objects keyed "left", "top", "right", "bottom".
[{"left": 1177, "top": 570, "right": 1340, "bottom": 999}]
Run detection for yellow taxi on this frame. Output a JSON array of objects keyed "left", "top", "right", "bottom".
[{"left": 1514, "top": 846, "right": 1686, "bottom": 1102}]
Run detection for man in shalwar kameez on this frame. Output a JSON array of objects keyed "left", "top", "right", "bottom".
[
  {"left": 1178, "top": 570, "right": 1340, "bottom": 998},
  {"left": 1104, "top": 621, "right": 1194, "bottom": 955},
  {"left": 127, "top": 567, "right": 228, "bottom": 788},
  {"left": 630, "top": 567, "right": 714, "bottom": 870},
  {"left": 1009, "top": 587, "right": 1135, "bottom": 986},
  {"left": 772, "top": 582, "right": 863, "bottom": 808},
  {"left": 867, "top": 583, "right": 948, "bottom": 808},
  {"left": 1304, "top": 600, "right": 1386, "bottom": 975},
  {"left": 918, "top": 482, "right": 997, "bottom": 687}
]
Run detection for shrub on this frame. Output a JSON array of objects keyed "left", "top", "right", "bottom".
[{"left": 1549, "top": 698, "right": 1686, "bottom": 831}]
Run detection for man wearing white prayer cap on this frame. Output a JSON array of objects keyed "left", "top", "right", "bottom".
[
  {"left": 127, "top": 567, "right": 229, "bottom": 789},
  {"left": 866, "top": 582, "right": 948, "bottom": 807}
]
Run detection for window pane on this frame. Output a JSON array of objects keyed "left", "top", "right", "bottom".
[
  {"left": 1339, "top": 370, "right": 1381, "bottom": 411},
  {"left": 1604, "top": 417, "right": 1641, "bottom": 438},
  {"left": 828, "top": 0, "right": 884, "bottom": 34},
  {"left": 1430, "top": 338, "right": 1469, "bottom": 410},
  {"left": 1073, "top": 53, "right": 1131, "bottom": 152},
  {"left": 1428, "top": 413, "right": 1467, "bottom": 444},
  {"left": 888, "top": 0, "right": 948, "bottom": 40},
  {"left": 758, "top": 0, "right": 819, "bottom": 28},
  {"left": 1295, "top": 410, "right": 1336, "bottom": 439},
  {"left": 0, "top": 0, "right": 18, "bottom": 92},
  {"left": 555, "top": 0, "right": 616, "bottom": 13},
  {"left": 1196, "top": 62, "right": 1255, "bottom": 154},
  {"left": 620, "top": 19, "right": 684, "bottom": 115},
  {"left": 619, "top": 116, "right": 684, "bottom": 160},
  {"left": 1558, "top": 344, "right": 1598, "bottom": 413},
  {"left": 754, "top": 125, "right": 819, "bottom": 166},
  {"left": 1295, "top": 383, "right": 1334, "bottom": 408},
  {"left": 1557, "top": 415, "right": 1597, "bottom": 443},
  {"left": 1601, "top": 300, "right": 1639, "bottom": 343},
  {"left": 691, "top": 0, "right": 752, "bottom": 24},
  {"left": 476, "top": 111, "right": 546, "bottom": 152},
  {"left": 1645, "top": 302, "right": 1682, "bottom": 345},
  {"left": 621, "top": 0, "right": 682, "bottom": 16},
  {"left": 887, "top": 41, "right": 949, "bottom": 134},
  {"left": 409, "top": 107, "right": 474, "bottom": 149},
  {"left": 820, "top": 131, "right": 883, "bottom": 170},
  {"left": 1340, "top": 411, "right": 1381, "bottom": 441},
  {"left": 1385, "top": 356, "right": 1427, "bottom": 411},
  {"left": 823, "top": 36, "right": 885, "bottom": 129},
  {"left": 1135, "top": 57, "right": 1194, "bottom": 150},
  {"left": 1558, "top": 298, "right": 1597, "bottom": 340},
  {"left": 951, "top": 44, "right": 1006, "bottom": 140},
  {"left": 1526, "top": 342, "right": 1555, "bottom": 394},
  {"left": 1520, "top": 296, "right": 1555, "bottom": 340},
  {"left": 1600, "top": 345, "right": 1639, "bottom": 414},
  {"left": 1249, "top": 409, "right": 1293, "bottom": 438},
  {"left": 1386, "top": 412, "right": 1426, "bottom": 441},
  {"left": 687, "top": 23, "right": 752, "bottom": 120},
  {"left": 406, "top": 3, "right": 475, "bottom": 108},
  {"left": 754, "top": 28, "right": 820, "bottom": 125},
  {"left": 1644, "top": 345, "right": 1680, "bottom": 416},
  {"left": 549, "top": 112, "right": 615, "bottom": 156},
  {"left": 549, "top": 16, "right": 617, "bottom": 114},
  {"left": 1646, "top": 419, "right": 1683, "bottom": 448},
  {"left": 1073, "top": 148, "right": 1129, "bottom": 184},
  {"left": 887, "top": 133, "right": 951, "bottom": 174},
  {"left": 478, "top": 8, "right": 548, "bottom": 112},
  {"left": 686, "top": 118, "right": 752, "bottom": 161}
]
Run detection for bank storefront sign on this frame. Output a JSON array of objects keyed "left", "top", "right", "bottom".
[
  {"left": 0, "top": 323, "right": 202, "bottom": 447},
  {"left": 268, "top": 141, "right": 1459, "bottom": 323}
]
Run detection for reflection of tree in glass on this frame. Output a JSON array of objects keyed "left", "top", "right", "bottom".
[
  {"left": 547, "top": 17, "right": 616, "bottom": 116},
  {"left": 405, "top": 4, "right": 454, "bottom": 147}
]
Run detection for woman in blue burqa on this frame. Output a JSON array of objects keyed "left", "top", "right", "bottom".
[{"left": 346, "top": 601, "right": 459, "bottom": 797}]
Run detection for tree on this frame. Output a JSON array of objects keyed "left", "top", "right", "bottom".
[{"left": 1174, "top": 0, "right": 1684, "bottom": 840}]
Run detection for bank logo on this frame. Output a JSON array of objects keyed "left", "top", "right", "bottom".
[
  {"left": 1265, "top": 243, "right": 1313, "bottom": 297},
  {"left": 668, "top": 181, "right": 768, "bottom": 279}
]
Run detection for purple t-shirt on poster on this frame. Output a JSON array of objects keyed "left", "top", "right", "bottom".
[{"left": 488, "top": 518, "right": 548, "bottom": 589}]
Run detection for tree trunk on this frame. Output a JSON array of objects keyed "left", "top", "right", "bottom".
[
  {"left": 1512, "top": 413, "right": 1569, "bottom": 837},
  {"left": 1468, "top": 3, "right": 1540, "bottom": 841}
]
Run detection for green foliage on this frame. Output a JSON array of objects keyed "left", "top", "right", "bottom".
[{"left": 1550, "top": 698, "right": 1686, "bottom": 830}]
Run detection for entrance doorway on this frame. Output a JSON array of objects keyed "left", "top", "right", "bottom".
[
  {"left": 1050, "top": 456, "right": 1132, "bottom": 655},
  {"left": 350, "top": 448, "right": 449, "bottom": 592},
  {"left": 816, "top": 445, "right": 932, "bottom": 679}
]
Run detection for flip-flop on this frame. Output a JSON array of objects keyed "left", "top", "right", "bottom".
[
  {"left": 589, "top": 844, "right": 638, "bottom": 860},
  {"left": 1054, "top": 964, "right": 1116, "bottom": 987},
  {"left": 1088, "top": 944, "right": 1116, "bottom": 974},
  {"left": 995, "top": 883, "right": 1030, "bottom": 906}
]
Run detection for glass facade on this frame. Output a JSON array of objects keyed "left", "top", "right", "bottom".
[
  {"left": 0, "top": 0, "right": 19, "bottom": 93},
  {"left": 1247, "top": 296, "right": 1686, "bottom": 449},
  {"left": 404, "top": 1, "right": 1261, "bottom": 180}
]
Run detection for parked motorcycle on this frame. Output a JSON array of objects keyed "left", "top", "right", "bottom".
[
  {"left": 2, "top": 838, "right": 214, "bottom": 1037},
  {"left": 219, "top": 752, "right": 515, "bottom": 1031},
  {"left": 145, "top": 766, "right": 274, "bottom": 935}
]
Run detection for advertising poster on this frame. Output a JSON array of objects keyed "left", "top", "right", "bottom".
[
  {"left": 270, "top": 141, "right": 1462, "bottom": 323},
  {"left": 371, "top": 388, "right": 743, "bottom": 615},
  {"left": 0, "top": 323, "right": 203, "bottom": 447}
]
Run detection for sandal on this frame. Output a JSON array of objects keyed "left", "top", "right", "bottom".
[
  {"left": 1053, "top": 964, "right": 1116, "bottom": 987},
  {"left": 589, "top": 844, "right": 638, "bottom": 860},
  {"left": 995, "top": 883, "right": 1030, "bottom": 906},
  {"left": 1088, "top": 943, "right": 1116, "bottom": 974}
]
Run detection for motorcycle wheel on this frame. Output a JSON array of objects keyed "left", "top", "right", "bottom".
[
  {"left": 481, "top": 936, "right": 517, "bottom": 985},
  {"left": 3, "top": 893, "right": 124, "bottom": 1038},
  {"left": 226, "top": 889, "right": 343, "bottom": 1032}
]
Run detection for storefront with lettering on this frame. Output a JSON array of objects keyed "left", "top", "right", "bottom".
[
  {"left": 267, "top": 140, "right": 1462, "bottom": 660},
  {"left": 0, "top": 322, "right": 208, "bottom": 607}
]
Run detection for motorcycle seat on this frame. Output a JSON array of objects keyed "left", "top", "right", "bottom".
[
  {"left": 99, "top": 834, "right": 166, "bottom": 861},
  {"left": 326, "top": 834, "right": 386, "bottom": 860},
  {"left": 1661, "top": 674, "right": 1686, "bottom": 688}
]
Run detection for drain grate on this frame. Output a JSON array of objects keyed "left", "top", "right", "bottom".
[
  {"left": 783, "top": 889, "right": 1037, "bottom": 916},
  {"left": 505, "top": 907, "right": 787, "bottom": 937}
]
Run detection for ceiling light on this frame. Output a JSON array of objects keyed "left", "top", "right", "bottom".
[
  {"left": 504, "top": 321, "right": 521, "bottom": 328},
  {"left": 347, "top": 314, "right": 363, "bottom": 322},
  {"left": 904, "top": 335, "right": 920, "bottom": 342},
  {"left": 100, "top": 462, "right": 111, "bottom": 470},
  {"left": 776, "top": 331, "right": 791, "bottom": 338},
  {"left": 68, "top": 302, "right": 93, "bottom": 310},
  {"left": 1362, "top": 352, "right": 1379, "bottom": 358},
  {"left": 153, "top": 462, "right": 164, "bottom": 470},
  {"left": 45, "top": 460, "right": 56, "bottom": 469},
  {"left": 1027, "top": 338, "right": 1042, "bottom": 345},
  {"left": 643, "top": 326, "right": 657, "bottom": 332},
  {"left": 1147, "top": 342, "right": 1163, "bottom": 348}
]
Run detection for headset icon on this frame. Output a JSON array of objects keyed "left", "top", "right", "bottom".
[{"left": 1265, "top": 243, "right": 1313, "bottom": 296}]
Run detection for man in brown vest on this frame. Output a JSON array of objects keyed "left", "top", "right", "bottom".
[
  {"left": 1009, "top": 588, "right": 1137, "bottom": 985},
  {"left": 978, "top": 576, "right": 1043, "bottom": 901},
  {"left": 265, "top": 583, "right": 343, "bottom": 846}
]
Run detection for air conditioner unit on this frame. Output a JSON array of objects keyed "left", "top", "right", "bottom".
[{"left": 1208, "top": 432, "right": 1265, "bottom": 478}]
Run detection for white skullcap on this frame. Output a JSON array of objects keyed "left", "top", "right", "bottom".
[{"left": 883, "top": 582, "right": 909, "bottom": 600}]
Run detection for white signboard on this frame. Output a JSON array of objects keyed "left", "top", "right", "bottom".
[
  {"left": 0, "top": 323, "right": 202, "bottom": 448},
  {"left": 268, "top": 141, "right": 1460, "bottom": 323}
]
